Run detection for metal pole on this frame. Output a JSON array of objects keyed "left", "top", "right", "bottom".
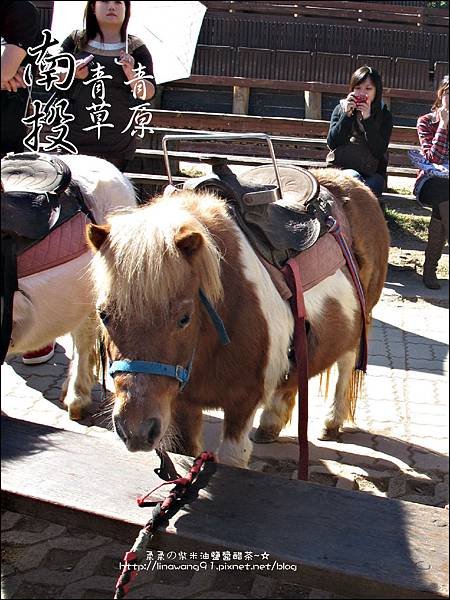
[{"left": 162, "top": 133, "right": 284, "bottom": 195}]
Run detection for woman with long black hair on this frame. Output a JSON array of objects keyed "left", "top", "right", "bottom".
[
  {"left": 327, "top": 65, "right": 393, "bottom": 200},
  {"left": 59, "top": 0, "right": 155, "bottom": 172},
  {"left": 413, "top": 76, "right": 449, "bottom": 289}
]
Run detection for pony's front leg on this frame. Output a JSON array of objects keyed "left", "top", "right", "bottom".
[
  {"left": 251, "top": 377, "right": 297, "bottom": 443},
  {"left": 60, "top": 314, "right": 98, "bottom": 420},
  {"left": 219, "top": 403, "right": 258, "bottom": 468},
  {"left": 170, "top": 400, "right": 203, "bottom": 457},
  {"left": 319, "top": 349, "right": 358, "bottom": 440}
]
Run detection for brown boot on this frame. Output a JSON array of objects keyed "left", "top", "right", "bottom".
[
  {"left": 438, "top": 200, "right": 449, "bottom": 242},
  {"left": 423, "top": 217, "right": 446, "bottom": 289}
]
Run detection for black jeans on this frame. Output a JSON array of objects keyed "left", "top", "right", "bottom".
[{"left": 419, "top": 177, "right": 449, "bottom": 219}]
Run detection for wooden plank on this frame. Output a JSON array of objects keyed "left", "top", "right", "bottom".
[
  {"left": 178, "top": 75, "right": 436, "bottom": 101},
  {"left": 2, "top": 417, "right": 448, "bottom": 598},
  {"left": 131, "top": 148, "right": 417, "bottom": 178},
  {"left": 150, "top": 109, "right": 419, "bottom": 145}
]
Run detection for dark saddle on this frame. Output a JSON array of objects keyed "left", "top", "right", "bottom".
[
  {"left": 182, "top": 159, "right": 333, "bottom": 268},
  {"left": 2, "top": 153, "right": 72, "bottom": 245}
]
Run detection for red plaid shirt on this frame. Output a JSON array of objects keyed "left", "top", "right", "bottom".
[{"left": 415, "top": 112, "right": 449, "bottom": 194}]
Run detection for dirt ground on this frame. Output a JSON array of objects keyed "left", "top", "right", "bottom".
[{"left": 384, "top": 192, "right": 449, "bottom": 280}]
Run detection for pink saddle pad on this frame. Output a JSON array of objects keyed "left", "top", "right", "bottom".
[{"left": 17, "top": 212, "right": 90, "bottom": 279}]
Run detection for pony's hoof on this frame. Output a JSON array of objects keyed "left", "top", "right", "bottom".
[
  {"left": 318, "top": 426, "right": 340, "bottom": 441},
  {"left": 250, "top": 427, "right": 280, "bottom": 444},
  {"left": 68, "top": 405, "right": 85, "bottom": 421},
  {"left": 62, "top": 396, "right": 89, "bottom": 421}
]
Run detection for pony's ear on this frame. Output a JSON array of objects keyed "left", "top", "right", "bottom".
[
  {"left": 87, "top": 223, "right": 111, "bottom": 251},
  {"left": 175, "top": 227, "right": 204, "bottom": 260}
]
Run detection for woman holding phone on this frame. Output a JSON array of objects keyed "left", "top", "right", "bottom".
[
  {"left": 59, "top": 0, "right": 155, "bottom": 172},
  {"left": 327, "top": 66, "right": 393, "bottom": 200}
]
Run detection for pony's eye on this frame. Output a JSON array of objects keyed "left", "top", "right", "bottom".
[{"left": 177, "top": 314, "right": 191, "bottom": 328}]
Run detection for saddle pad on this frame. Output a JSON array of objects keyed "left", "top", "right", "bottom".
[
  {"left": 17, "top": 212, "right": 90, "bottom": 279},
  {"left": 261, "top": 233, "right": 347, "bottom": 301},
  {"left": 259, "top": 202, "right": 352, "bottom": 301}
]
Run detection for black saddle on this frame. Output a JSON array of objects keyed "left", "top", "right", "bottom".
[
  {"left": 182, "top": 159, "right": 333, "bottom": 268},
  {"left": 1, "top": 153, "right": 71, "bottom": 241}
]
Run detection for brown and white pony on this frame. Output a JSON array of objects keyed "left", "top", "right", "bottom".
[
  {"left": 5, "top": 154, "right": 137, "bottom": 419},
  {"left": 87, "top": 168, "right": 389, "bottom": 468}
]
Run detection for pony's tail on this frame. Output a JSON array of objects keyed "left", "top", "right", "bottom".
[
  {"left": 346, "top": 368, "right": 365, "bottom": 423},
  {"left": 319, "top": 368, "right": 332, "bottom": 400},
  {"left": 319, "top": 365, "right": 365, "bottom": 424}
]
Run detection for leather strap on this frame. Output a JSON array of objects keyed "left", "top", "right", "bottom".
[{"left": 283, "top": 257, "right": 309, "bottom": 481}]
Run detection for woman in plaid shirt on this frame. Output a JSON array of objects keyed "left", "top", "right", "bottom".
[{"left": 415, "top": 76, "right": 448, "bottom": 289}]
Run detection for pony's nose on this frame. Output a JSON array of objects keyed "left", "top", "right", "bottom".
[
  {"left": 141, "top": 417, "right": 161, "bottom": 446},
  {"left": 113, "top": 415, "right": 161, "bottom": 451}
]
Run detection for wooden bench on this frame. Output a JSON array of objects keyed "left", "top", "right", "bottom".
[
  {"left": 124, "top": 109, "right": 419, "bottom": 199},
  {"left": 2, "top": 416, "right": 448, "bottom": 599}
]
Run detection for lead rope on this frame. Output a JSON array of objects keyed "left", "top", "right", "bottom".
[{"left": 114, "top": 451, "right": 216, "bottom": 599}]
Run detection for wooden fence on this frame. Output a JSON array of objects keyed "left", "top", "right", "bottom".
[
  {"left": 202, "top": 1, "right": 449, "bottom": 32},
  {"left": 192, "top": 46, "right": 448, "bottom": 90},
  {"left": 198, "top": 12, "right": 448, "bottom": 62}
]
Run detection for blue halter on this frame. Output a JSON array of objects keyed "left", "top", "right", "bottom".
[{"left": 108, "top": 289, "right": 229, "bottom": 389}]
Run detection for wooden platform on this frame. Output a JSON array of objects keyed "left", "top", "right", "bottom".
[{"left": 1, "top": 417, "right": 448, "bottom": 599}]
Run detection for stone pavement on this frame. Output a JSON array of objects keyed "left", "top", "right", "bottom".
[{"left": 1, "top": 266, "right": 448, "bottom": 599}]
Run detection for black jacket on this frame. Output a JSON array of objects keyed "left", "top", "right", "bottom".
[{"left": 327, "top": 103, "right": 393, "bottom": 176}]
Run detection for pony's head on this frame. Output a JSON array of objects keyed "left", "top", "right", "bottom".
[{"left": 88, "top": 192, "right": 224, "bottom": 452}]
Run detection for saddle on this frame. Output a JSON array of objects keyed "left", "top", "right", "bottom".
[
  {"left": 1, "top": 153, "right": 94, "bottom": 364},
  {"left": 182, "top": 159, "right": 333, "bottom": 268},
  {"left": 1, "top": 153, "right": 93, "bottom": 250}
]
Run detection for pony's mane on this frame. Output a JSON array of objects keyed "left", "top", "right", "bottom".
[{"left": 92, "top": 191, "right": 228, "bottom": 321}]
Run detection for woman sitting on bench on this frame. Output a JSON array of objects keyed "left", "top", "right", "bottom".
[
  {"left": 413, "top": 75, "right": 449, "bottom": 290},
  {"left": 326, "top": 66, "right": 393, "bottom": 200}
]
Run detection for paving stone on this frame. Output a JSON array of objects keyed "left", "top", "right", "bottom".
[
  {"left": 368, "top": 340, "right": 386, "bottom": 356},
  {"left": 1, "top": 512, "right": 23, "bottom": 532},
  {"left": 387, "top": 475, "right": 408, "bottom": 498},
  {"left": 406, "top": 344, "right": 436, "bottom": 361},
  {"left": 406, "top": 359, "right": 446, "bottom": 373},
  {"left": 335, "top": 476, "right": 357, "bottom": 491},
  {"left": 2, "top": 524, "right": 66, "bottom": 547},
  {"left": 309, "top": 590, "right": 335, "bottom": 599},
  {"left": 401, "top": 494, "right": 438, "bottom": 506},
  {"left": 386, "top": 341, "right": 407, "bottom": 358},
  {"left": 367, "top": 355, "right": 393, "bottom": 369},
  {"left": 195, "top": 592, "right": 248, "bottom": 599},
  {"left": 412, "top": 451, "right": 449, "bottom": 473},
  {"left": 250, "top": 575, "right": 277, "bottom": 598},
  {"left": 59, "top": 575, "right": 118, "bottom": 599},
  {"left": 434, "top": 479, "right": 449, "bottom": 505}
]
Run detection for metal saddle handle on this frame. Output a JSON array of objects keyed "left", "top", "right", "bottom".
[{"left": 161, "top": 133, "right": 284, "bottom": 200}]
